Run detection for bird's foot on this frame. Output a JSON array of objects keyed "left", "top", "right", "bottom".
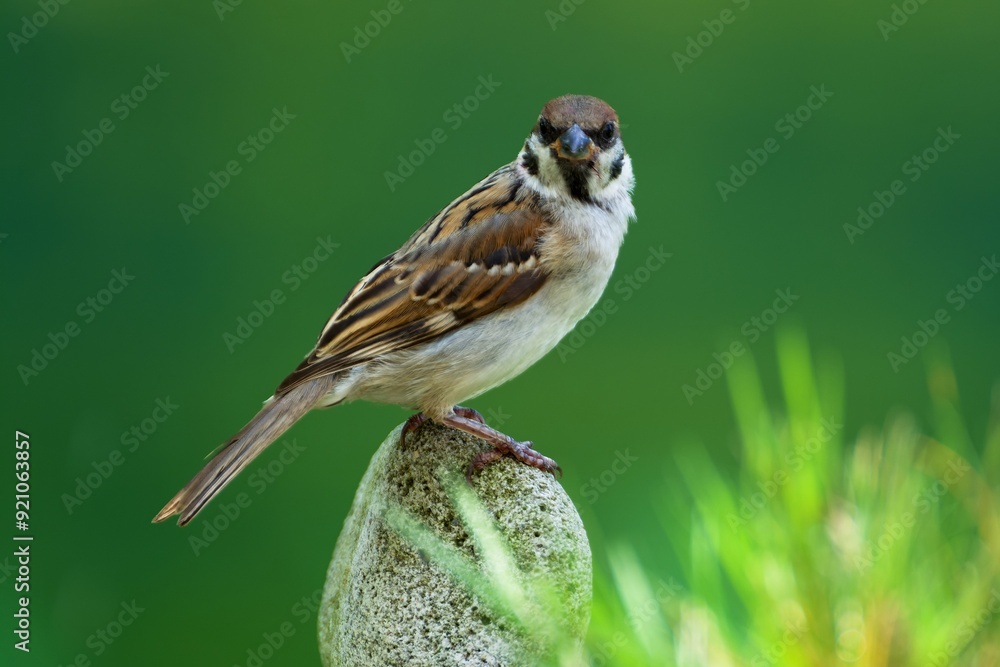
[
  {"left": 466, "top": 440, "right": 561, "bottom": 483},
  {"left": 437, "top": 410, "right": 561, "bottom": 482}
]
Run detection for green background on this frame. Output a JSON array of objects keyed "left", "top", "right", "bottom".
[{"left": 2, "top": 0, "right": 998, "bottom": 665}]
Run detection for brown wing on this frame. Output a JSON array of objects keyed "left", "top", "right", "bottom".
[{"left": 275, "top": 169, "right": 549, "bottom": 395}]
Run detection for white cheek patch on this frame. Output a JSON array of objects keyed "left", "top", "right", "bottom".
[
  {"left": 527, "top": 135, "right": 567, "bottom": 194},
  {"left": 593, "top": 146, "right": 620, "bottom": 184},
  {"left": 595, "top": 152, "right": 635, "bottom": 211}
]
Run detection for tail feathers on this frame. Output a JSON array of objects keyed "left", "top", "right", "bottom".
[{"left": 153, "top": 376, "right": 333, "bottom": 526}]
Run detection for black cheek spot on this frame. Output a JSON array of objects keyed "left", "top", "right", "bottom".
[
  {"left": 521, "top": 144, "right": 539, "bottom": 176},
  {"left": 609, "top": 153, "right": 624, "bottom": 181}
]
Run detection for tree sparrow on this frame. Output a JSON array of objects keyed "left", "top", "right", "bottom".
[{"left": 155, "top": 94, "right": 635, "bottom": 526}]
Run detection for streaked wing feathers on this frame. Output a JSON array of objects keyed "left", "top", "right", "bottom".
[{"left": 275, "top": 175, "right": 548, "bottom": 395}]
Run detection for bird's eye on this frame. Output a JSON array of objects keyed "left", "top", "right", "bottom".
[
  {"left": 598, "top": 121, "right": 617, "bottom": 147},
  {"left": 537, "top": 117, "right": 559, "bottom": 144}
]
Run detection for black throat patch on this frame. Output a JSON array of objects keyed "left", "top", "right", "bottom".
[{"left": 552, "top": 147, "right": 593, "bottom": 202}]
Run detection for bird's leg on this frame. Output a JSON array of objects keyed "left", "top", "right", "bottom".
[
  {"left": 436, "top": 410, "right": 562, "bottom": 482},
  {"left": 400, "top": 412, "right": 430, "bottom": 447},
  {"left": 400, "top": 406, "right": 484, "bottom": 447},
  {"left": 452, "top": 405, "right": 486, "bottom": 424}
]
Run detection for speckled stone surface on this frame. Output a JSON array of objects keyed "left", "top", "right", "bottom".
[{"left": 318, "top": 421, "right": 591, "bottom": 667}]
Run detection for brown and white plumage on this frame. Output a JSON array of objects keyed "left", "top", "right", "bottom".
[
  {"left": 154, "top": 95, "right": 635, "bottom": 526},
  {"left": 277, "top": 168, "right": 550, "bottom": 395}
]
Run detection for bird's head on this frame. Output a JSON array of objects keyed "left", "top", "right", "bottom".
[{"left": 519, "top": 95, "right": 632, "bottom": 204}]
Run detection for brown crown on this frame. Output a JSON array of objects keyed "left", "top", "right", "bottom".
[{"left": 538, "top": 95, "right": 619, "bottom": 132}]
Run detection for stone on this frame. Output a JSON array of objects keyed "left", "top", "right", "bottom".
[{"left": 319, "top": 421, "right": 592, "bottom": 666}]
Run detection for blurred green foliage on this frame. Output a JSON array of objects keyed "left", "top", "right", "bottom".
[{"left": 586, "top": 332, "right": 1000, "bottom": 666}]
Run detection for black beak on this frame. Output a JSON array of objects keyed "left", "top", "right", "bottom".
[{"left": 557, "top": 124, "right": 592, "bottom": 160}]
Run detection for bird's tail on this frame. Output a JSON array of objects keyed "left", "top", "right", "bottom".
[{"left": 153, "top": 376, "right": 334, "bottom": 526}]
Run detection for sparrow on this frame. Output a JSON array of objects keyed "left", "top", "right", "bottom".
[{"left": 154, "top": 94, "right": 635, "bottom": 526}]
